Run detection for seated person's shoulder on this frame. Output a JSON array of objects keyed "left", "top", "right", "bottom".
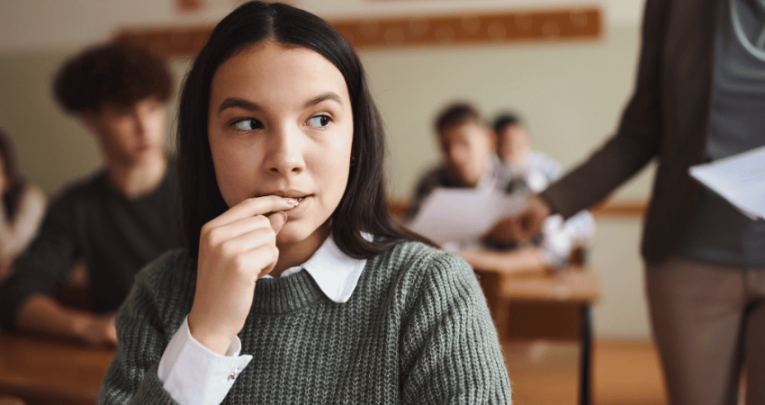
[
  {"left": 376, "top": 242, "right": 487, "bottom": 323},
  {"left": 413, "top": 164, "right": 449, "bottom": 192},
  {"left": 48, "top": 170, "right": 109, "bottom": 207},
  {"left": 117, "top": 249, "right": 194, "bottom": 336},
  {"left": 20, "top": 184, "right": 47, "bottom": 205},
  {"left": 381, "top": 241, "right": 476, "bottom": 286},
  {"left": 409, "top": 164, "right": 451, "bottom": 218},
  {"left": 13, "top": 185, "right": 47, "bottom": 221},
  {"left": 134, "top": 249, "right": 194, "bottom": 292},
  {"left": 529, "top": 150, "right": 563, "bottom": 177}
]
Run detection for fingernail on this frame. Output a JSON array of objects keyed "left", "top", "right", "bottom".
[{"left": 286, "top": 198, "right": 299, "bottom": 206}]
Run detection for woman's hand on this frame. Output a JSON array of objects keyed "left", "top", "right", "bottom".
[
  {"left": 188, "top": 196, "right": 298, "bottom": 355},
  {"left": 483, "top": 195, "right": 552, "bottom": 244}
]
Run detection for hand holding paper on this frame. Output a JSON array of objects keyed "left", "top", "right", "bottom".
[
  {"left": 689, "top": 145, "right": 765, "bottom": 220},
  {"left": 408, "top": 186, "right": 527, "bottom": 245}
]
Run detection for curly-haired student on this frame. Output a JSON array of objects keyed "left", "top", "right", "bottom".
[{"left": 0, "top": 42, "right": 182, "bottom": 344}]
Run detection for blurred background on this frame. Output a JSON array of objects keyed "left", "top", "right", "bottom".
[{"left": 0, "top": 0, "right": 652, "bottom": 345}]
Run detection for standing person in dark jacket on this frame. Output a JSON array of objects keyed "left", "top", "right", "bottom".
[
  {"left": 501, "top": 0, "right": 765, "bottom": 403},
  {"left": 0, "top": 42, "right": 182, "bottom": 345}
]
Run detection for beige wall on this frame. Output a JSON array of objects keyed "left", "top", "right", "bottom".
[
  {"left": 1, "top": 0, "right": 644, "bottom": 52},
  {"left": 360, "top": 27, "right": 652, "bottom": 201},
  {"left": 0, "top": 2, "right": 654, "bottom": 340}
]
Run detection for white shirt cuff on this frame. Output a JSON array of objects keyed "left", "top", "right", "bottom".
[
  {"left": 158, "top": 316, "right": 252, "bottom": 405},
  {"left": 539, "top": 215, "right": 572, "bottom": 267}
]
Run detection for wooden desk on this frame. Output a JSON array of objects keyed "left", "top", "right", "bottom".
[
  {"left": 475, "top": 266, "right": 600, "bottom": 405},
  {"left": 0, "top": 333, "right": 115, "bottom": 405}
]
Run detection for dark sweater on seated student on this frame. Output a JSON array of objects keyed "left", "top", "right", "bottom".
[
  {"left": 97, "top": 241, "right": 512, "bottom": 404},
  {"left": 0, "top": 163, "right": 182, "bottom": 330},
  {"left": 409, "top": 157, "right": 507, "bottom": 220}
]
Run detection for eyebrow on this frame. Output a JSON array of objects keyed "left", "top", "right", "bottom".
[
  {"left": 216, "top": 92, "right": 344, "bottom": 115},
  {"left": 217, "top": 98, "right": 260, "bottom": 114},
  {"left": 303, "top": 92, "right": 343, "bottom": 109}
]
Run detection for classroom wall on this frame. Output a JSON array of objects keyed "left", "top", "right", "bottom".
[
  {"left": 1, "top": 0, "right": 644, "bottom": 53},
  {"left": 0, "top": 0, "right": 653, "bottom": 340}
]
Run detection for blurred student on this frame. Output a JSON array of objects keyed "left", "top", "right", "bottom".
[
  {"left": 0, "top": 42, "right": 182, "bottom": 345},
  {"left": 0, "top": 128, "right": 46, "bottom": 283},
  {"left": 410, "top": 103, "right": 503, "bottom": 217},
  {"left": 410, "top": 103, "right": 588, "bottom": 274},
  {"left": 468, "top": 113, "right": 595, "bottom": 271},
  {"left": 493, "top": 113, "right": 563, "bottom": 193}
]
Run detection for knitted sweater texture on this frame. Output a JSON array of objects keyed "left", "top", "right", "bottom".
[{"left": 98, "top": 241, "right": 512, "bottom": 404}]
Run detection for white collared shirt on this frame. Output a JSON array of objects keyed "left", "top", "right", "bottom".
[{"left": 157, "top": 235, "right": 367, "bottom": 405}]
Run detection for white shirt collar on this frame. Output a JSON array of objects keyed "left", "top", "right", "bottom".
[{"left": 262, "top": 234, "right": 368, "bottom": 303}]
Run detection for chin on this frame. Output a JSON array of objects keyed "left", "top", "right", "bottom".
[
  {"left": 275, "top": 222, "right": 314, "bottom": 245},
  {"left": 276, "top": 217, "right": 332, "bottom": 247}
]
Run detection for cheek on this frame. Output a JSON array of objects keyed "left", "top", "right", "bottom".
[
  {"left": 209, "top": 139, "right": 257, "bottom": 207},
  {"left": 111, "top": 121, "right": 137, "bottom": 143},
  {"left": 466, "top": 146, "right": 483, "bottom": 165},
  {"left": 149, "top": 114, "right": 166, "bottom": 136},
  {"left": 318, "top": 130, "right": 353, "bottom": 204},
  {"left": 325, "top": 155, "right": 351, "bottom": 197}
]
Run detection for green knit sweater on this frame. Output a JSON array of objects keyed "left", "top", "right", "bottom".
[{"left": 98, "top": 241, "right": 512, "bottom": 404}]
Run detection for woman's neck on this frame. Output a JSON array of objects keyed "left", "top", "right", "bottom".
[{"left": 271, "top": 221, "right": 331, "bottom": 277}]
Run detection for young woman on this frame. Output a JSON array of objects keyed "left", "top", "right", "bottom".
[
  {"left": 0, "top": 127, "right": 45, "bottom": 283},
  {"left": 98, "top": 2, "right": 511, "bottom": 404}
]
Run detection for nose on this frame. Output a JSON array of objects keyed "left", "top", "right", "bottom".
[
  {"left": 264, "top": 124, "right": 305, "bottom": 176},
  {"left": 447, "top": 146, "right": 467, "bottom": 168},
  {"left": 132, "top": 109, "right": 147, "bottom": 138}
]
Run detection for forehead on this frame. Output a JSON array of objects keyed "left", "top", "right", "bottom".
[
  {"left": 499, "top": 124, "right": 525, "bottom": 136},
  {"left": 210, "top": 42, "right": 348, "bottom": 107},
  {"left": 439, "top": 121, "right": 487, "bottom": 144},
  {"left": 96, "top": 97, "right": 161, "bottom": 116}
]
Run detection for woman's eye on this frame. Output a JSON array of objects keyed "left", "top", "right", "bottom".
[
  {"left": 307, "top": 115, "right": 331, "bottom": 128},
  {"left": 232, "top": 119, "right": 263, "bottom": 131}
]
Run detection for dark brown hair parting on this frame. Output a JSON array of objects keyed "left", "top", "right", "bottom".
[{"left": 177, "top": 1, "right": 434, "bottom": 258}]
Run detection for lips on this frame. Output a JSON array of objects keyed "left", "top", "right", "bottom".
[
  {"left": 259, "top": 190, "right": 313, "bottom": 202},
  {"left": 256, "top": 189, "right": 311, "bottom": 199}
]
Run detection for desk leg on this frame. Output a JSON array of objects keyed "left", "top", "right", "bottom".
[{"left": 579, "top": 304, "right": 592, "bottom": 405}]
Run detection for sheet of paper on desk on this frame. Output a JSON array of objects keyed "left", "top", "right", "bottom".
[
  {"left": 408, "top": 187, "right": 527, "bottom": 244},
  {"left": 689, "top": 145, "right": 765, "bottom": 220}
]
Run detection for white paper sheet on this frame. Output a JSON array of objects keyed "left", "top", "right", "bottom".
[
  {"left": 408, "top": 186, "right": 527, "bottom": 245},
  {"left": 689, "top": 145, "right": 765, "bottom": 220}
]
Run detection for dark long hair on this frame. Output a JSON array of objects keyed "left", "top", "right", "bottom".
[
  {"left": 178, "top": 1, "right": 431, "bottom": 258},
  {"left": 0, "top": 128, "right": 28, "bottom": 221}
]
